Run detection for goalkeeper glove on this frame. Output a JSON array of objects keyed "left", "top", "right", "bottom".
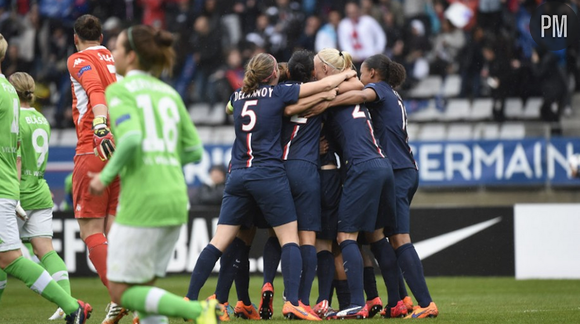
[{"left": 93, "top": 116, "right": 115, "bottom": 161}]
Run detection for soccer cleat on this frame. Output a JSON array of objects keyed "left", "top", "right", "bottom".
[
  {"left": 282, "top": 301, "right": 322, "bottom": 321},
  {"left": 365, "top": 297, "right": 383, "bottom": 318},
  {"left": 48, "top": 307, "right": 66, "bottom": 320},
  {"left": 403, "top": 296, "right": 414, "bottom": 313},
  {"left": 312, "top": 300, "right": 329, "bottom": 318},
  {"left": 258, "top": 283, "right": 274, "bottom": 320},
  {"left": 102, "top": 302, "right": 128, "bottom": 324},
  {"left": 326, "top": 305, "right": 368, "bottom": 320},
  {"left": 132, "top": 310, "right": 140, "bottom": 324},
  {"left": 234, "top": 301, "right": 260, "bottom": 320},
  {"left": 312, "top": 300, "right": 337, "bottom": 319},
  {"left": 206, "top": 294, "right": 230, "bottom": 321},
  {"left": 299, "top": 301, "right": 320, "bottom": 319},
  {"left": 404, "top": 302, "right": 438, "bottom": 319},
  {"left": 381, "top": 300, "right": 408, "bottom": 318},
  {"left": 66, "top": 300, "right": 93, "bottom": 324},
  {"left": 197, "top": 299, "right": 223, "bottom": 324}
]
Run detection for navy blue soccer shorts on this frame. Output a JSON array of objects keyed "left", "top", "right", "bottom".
[
  {"left": 337, "top": 158, "right": 390, "bottom": 233},
  {"left": 374, "top": 157, "right": 397, "bottom": 234},
  {"left": 384, "top": 167, "right": 418, "bottom": 236},
  {"left": 218, "top": 166, "right": 297, "bottom": 228},
  {"left": 285, "top": 160, "right": 321, "bottom": 232}
]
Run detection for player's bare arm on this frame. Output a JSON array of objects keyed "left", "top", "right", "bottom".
[{"left": 284, "top": 88, "right": 338, "bottom": 116}]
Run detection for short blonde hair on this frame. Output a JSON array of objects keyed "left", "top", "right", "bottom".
[
  {"left": 317, "top": 48, "right": 354, "bottom": 72},
  {"left": 0, "top": 34, "right": 8, "bottom": 61},
  {"left": 9, "top": 72, "right": 36, "bottom": 104}
]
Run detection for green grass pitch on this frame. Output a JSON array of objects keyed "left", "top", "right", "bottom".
[{"left": 1, "top": 275, "right": 579, "bottom": 323}]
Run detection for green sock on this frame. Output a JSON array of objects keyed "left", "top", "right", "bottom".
[
  {"left": 4, "top": 256, "right": 78, "bottom": 314},
  {"left": 120, "top": 286, "right": 202, "bottom": 320},
  {"left": 41, "top": 250, "right": 71, "bottom": 295},
  {"left": 0, "top": 268, "right": 6, "bottom": 304}
]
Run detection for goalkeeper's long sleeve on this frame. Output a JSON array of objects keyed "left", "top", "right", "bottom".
[{"left": 99, "top": 131, "right": 142, "bottom": 186}]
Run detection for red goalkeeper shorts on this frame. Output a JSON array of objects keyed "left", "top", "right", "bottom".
[{"left": 72, "top": 154, "right": 120, "bottom": 218}]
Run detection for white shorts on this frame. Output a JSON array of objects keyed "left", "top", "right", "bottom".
[
  {"left": 107, "top": 223, "right": 182, "bottom": 284},
  {"left": 17, "top": 208, "right": 53, "bottom": 241},
  {"left": 0, "top": 198, "right": 21, "bottom": 252}
]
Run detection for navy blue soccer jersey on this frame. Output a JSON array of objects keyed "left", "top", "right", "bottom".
[
  {"left": 364, "top": 81, "right": 417, "bottom": 170},
  {"left": 229, "top": 84, "right": 300, "bottom": 169},
  {"left": 281, "top": 81, "right": 323, "bottom": 164},
  {"left": 325, "top": 104, "right": 384, "bottom": 168}
]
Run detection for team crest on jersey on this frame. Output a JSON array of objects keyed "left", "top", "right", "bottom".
[
  {"left": 77, "top": 65, "right": 92, "bottom": 78},
  {"left": 73, "top": 58, "right": 85, "bottom": 67}
]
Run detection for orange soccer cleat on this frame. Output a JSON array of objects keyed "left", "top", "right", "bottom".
[
  {"left": 404, "top": 302, "right": 438, "bottom": 319},
  {"left": 282, "top": 301, "right": 322, "bottom": 321},
  {"left": 258, "top": 283, "right": 274, "bottom": 320},
  {"left": 234, "top": 301, "right": 260, "bottom": 320}
]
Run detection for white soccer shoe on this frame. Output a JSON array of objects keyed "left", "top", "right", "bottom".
[
  {"left": 102, "top": 302, "right": 128, "bottom": 324},
  {"left": 48, "top": 307, "right": 66, "bottom": 320}
]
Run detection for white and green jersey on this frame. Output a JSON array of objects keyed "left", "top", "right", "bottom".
[
  {"left": 18, "top": 108, "right": 53, "bottom": 210},
  {"left": 103, "top": 70, "right": 203, "bottom": 227},
  {"left": 0, "top": 75, "right": 20, "bottom": 200}
]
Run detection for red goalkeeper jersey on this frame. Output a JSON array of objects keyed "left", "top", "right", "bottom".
[{"left": 68, "top": 45, "right": 117, "bottom": 155}]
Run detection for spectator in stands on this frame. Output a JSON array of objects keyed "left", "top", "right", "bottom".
[
  {"left": 337, "top": 1, "right": 386, "bottom": 69},
  {"left": 41, "top": 22, "right": 74, "bottom": 128},
  {"left": 396, "top": 19, "right": 430, "bottom": 90},
  {"left": 235, "top": 0, "right": 261, "bottom": 35},
  {"left": 481, "top": 38, "right": 513, "bottom": 122},
  {"left": 3, "top": 39, "right": 26, "bottom": 76},
  {"left": 191, "top": 15, "right": 223, "bottom": 106},
  {"left": 429, "top": 18, "right": 465, "bottom": 78},
  {"left": 267, "top": 0, "right": 304, "bottom": 60},
  {"left": 246, "top": 13, "right": 282, "bottom": 55},
  {"left": 193, "top": 165, "right": 227, "bottom": 206},
  {"left": 315, "top": 10, "right": 341, "bottom": 52},
  {"left": 140, "top": 0, "right": 165, "bottom": 29},
  {"left": 459, "top": 26, "right": 486, "bottom": 99},
  {"left": 478, "top": 0, "right": 504, "bottom": 33},
  {"left": 297, "top": 15, "right": 321, "bottom": 52},
  {"left": 376, "top": 0, "right": 405, "bottom": 31},
  {"left": 532, "top": 47, "right": 569, "bottom": 125}
]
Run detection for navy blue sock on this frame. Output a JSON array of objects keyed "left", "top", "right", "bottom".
[
  {"left": 299, "top": 245, "right": 317, "bottom": 305},
  {"left": 396, "top": 243, "right": 432, "bottom": 307},
  {"left": 187, "top": 244, "right": 222, "bottom": 300},
  {"left": 316, "top": 250, "right": 335, "bottom": 303},
  {"left": 263, "top": 236, "right": 281, "bottom": 285},
  {"left": 281, "top": 243, "right": 302, "bottom": 306},
  {"left": 235, "top": 244, "right": 252, "bottom": 305},
  {"left": 370, "top": 238, "right": 400, "bottom": 307},
  {"left": 398, "top": 268, "right": 409, "bottom": 298},
  {"left": 215, "top": 238, "right": 245, "bottom": 303},
  {"left": 363, "top": 266, "right": 379, "bottom": 300},
  {"left": 339, "top": 240, "right": 365, "bottom": 307},
  {"left": 335, "top": 279, "right": 351, "bottom": 310}
]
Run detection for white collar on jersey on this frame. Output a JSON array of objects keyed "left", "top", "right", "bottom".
[
  {"left": 20, "top": 107, "right": 36, "bottom": 111},
  {"left": 80, "top": 45, "right": 107, "bottom": 52},
  {"left": 126, "top": 70, "right": 150, "bottom": 77},
  {"left": 0, "top": 74, "right": 5, "bottom": 79}
]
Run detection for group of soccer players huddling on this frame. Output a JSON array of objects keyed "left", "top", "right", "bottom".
[
  {"left": 0, "top": 12, "right": 438, "bottom": 324},
  {"left": 185, "top": 47, "right": 439, "bottom": 320}
]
